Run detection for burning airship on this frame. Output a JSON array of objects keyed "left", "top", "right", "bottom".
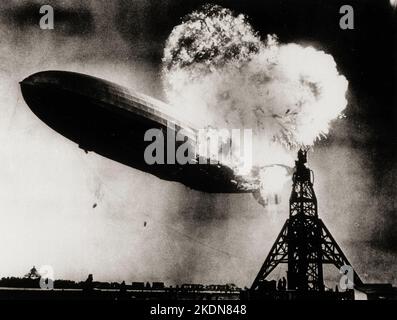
[{"left": 20, "top": 70, "right": 259, "bottom": 193}]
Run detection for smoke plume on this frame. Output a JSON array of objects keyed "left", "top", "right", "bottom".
[{"left": 162, "top": 4, "right": 349, "bottom": 202}]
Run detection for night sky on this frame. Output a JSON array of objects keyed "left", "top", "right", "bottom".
[{"left": 0, "top": 0, "right": 395, "bottom": 287}]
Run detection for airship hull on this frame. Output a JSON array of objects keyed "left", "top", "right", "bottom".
[{"left": 20, "top": 71, "right": 257, "bottom": 193}]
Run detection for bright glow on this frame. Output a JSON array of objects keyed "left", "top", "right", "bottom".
[{"left": 259, "top": 166, "right": 290, "bottom": 194}]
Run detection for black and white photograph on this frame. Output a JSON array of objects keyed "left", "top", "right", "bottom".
[{"left": 0, "top": 0, "right": 396, "bottom": 315}]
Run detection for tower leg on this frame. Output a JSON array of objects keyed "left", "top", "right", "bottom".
[
  {"left": 251, "top": 220, "right": 288, "bottom": 290},
  {"left": 319, "top": 219, "right": 363, "bottom": 287}
]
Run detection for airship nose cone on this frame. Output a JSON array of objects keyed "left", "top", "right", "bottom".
[{"left": 20, "top": 70, "right": 66, "bottom": 88}]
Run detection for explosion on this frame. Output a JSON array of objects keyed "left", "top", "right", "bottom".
[{"left": 162, "top": 4, "right": 348, "bottom": 205}]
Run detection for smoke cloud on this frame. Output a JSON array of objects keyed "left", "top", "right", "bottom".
[
  {"left": 161, "top": 5, "right": 349, "bottom": 203},
  {"left": 162, "top": 5, "right": 348, "bottom": 157}
]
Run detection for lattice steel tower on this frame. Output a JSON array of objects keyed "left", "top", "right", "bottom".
[{"left": 251, "top": 150, "right": 362, "bottom": 292}]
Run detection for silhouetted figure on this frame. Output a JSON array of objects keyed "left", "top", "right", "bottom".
[
  {"left": 120, "top": 281, "right": 126, "bottom": 293},
  {"left": 282, "top": 277, "right": 287, "bottom": 291},
  {"left": 277, "top": 279, "right": 283, "bottom": 291},
  {"left": 83, "top": 274, "right": 94, "bottom": 293},
  {"left": 118, "top": 280, "right": 127, "bottom": 300}
]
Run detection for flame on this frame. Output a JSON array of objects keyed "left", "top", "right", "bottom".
[{"left": 162, "top": 4, "right": 348, "bottom": 205}]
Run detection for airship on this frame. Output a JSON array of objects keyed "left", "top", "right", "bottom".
[{"left": 20, "top": 70, "right": 259, "bottom": 193}]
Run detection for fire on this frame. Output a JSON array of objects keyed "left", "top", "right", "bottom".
[{"left": 162, "top": 4, "right": 348, "bottom": 205}]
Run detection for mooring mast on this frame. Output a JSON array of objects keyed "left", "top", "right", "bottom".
[{"left": 251, "top": 149, "right": 362, "bottom": 292}]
